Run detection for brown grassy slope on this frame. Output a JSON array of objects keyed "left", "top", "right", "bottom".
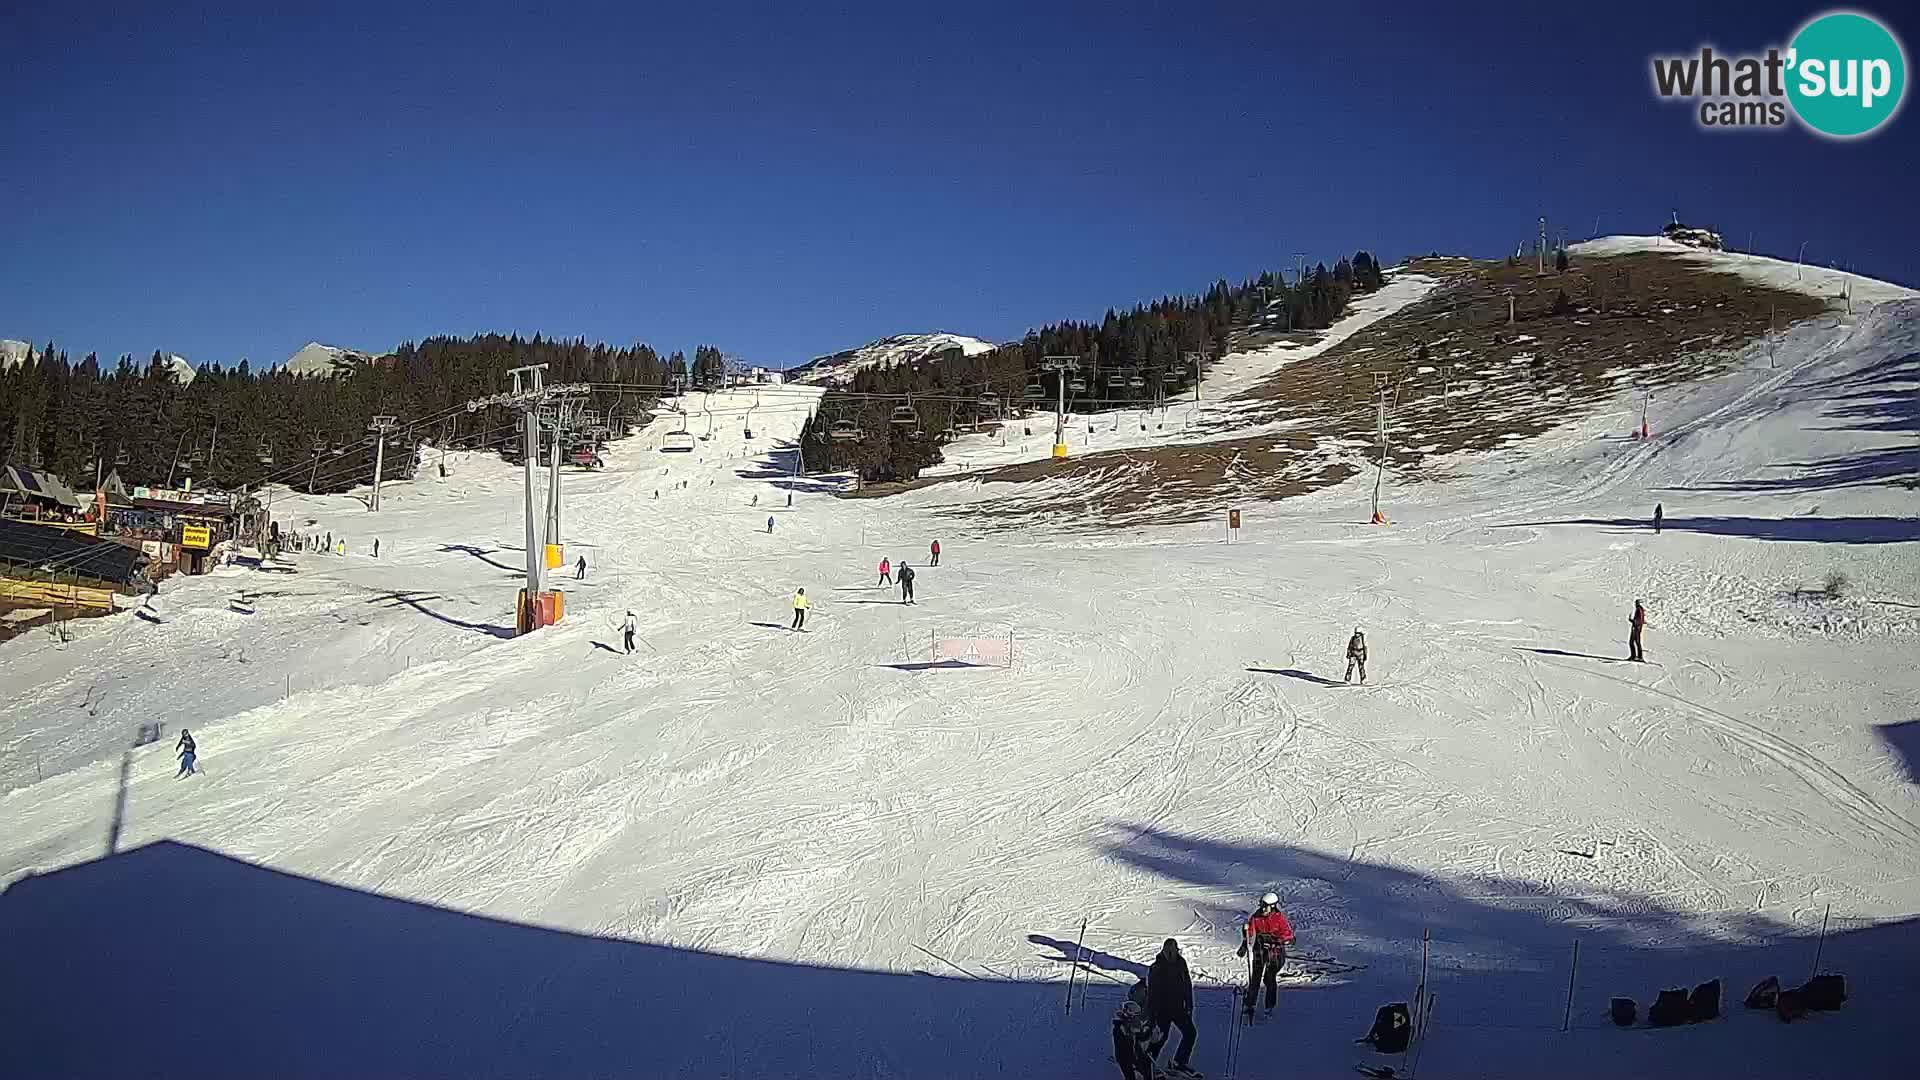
[{"left": 899, "top": 251, "right": 1831, "bottom": 527}]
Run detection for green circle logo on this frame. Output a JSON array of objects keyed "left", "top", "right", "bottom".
[{"left": 1787, "top": 11, "right": 1907, "bottom": 138}]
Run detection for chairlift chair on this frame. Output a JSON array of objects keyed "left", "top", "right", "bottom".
[
  {"left": 662, "top": 431, "right": 697, "bottom": 452},
  {"left": 830, "top": 419, "right": 862, "bottom": 441},
  {"left": 1127, "top": 374, "right": 1145, "bottom": 389},
  {"left": 889, "top": 405, "right": 918, "bottom": 426},
  {"left": 1024, "top": 381, "right": 1045, "bottom": 400},
  {"left": 1067, "top": 376, "right": 1086, "bottom": 392}
]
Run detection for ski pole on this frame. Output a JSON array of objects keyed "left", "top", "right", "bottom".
[
  {"left": 1408, "top": 994, "right": 1437, "bottom": 1079},
  {"left": 1064, "top": 917, "right": 1087, "bottom": 1018}
]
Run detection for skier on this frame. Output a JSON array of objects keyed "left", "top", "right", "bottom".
[
  {"left": 878, "top": 557, "right": 892, "bottom": 586},
  {"left": 1653, "top": 503, "right": 1664, "bottom": 534},
  {"left": 575, "top": 555, "right": 587, "bottom": 581},
  {"left": 1237, "top": 892, "right": 1294, "bottom": 1019},
  {"left": 898, "top": 561, "right": 916, "bottom": 604},
  {"left": 373, "top": 538, "right": 380, "bottom": 558},
  {"left": 791, "top": 588, "right": 810, "bottom": 630},
  {"left": 752, "top": 494, "right": 759, "bottom": 507},
  {"left": 621, "top": 610, "right": 638, "bottom": 654},
  {"left": 175, "top": 729, "right": 197, "bottom": 778},
  {"left": 1146, "top": 938, "right": 1199, "bottom": 1076},
  {"left": 1344, "top": 628, "right": 1368, "bottom": 685},
  {"left": 930, "top": 539, "right": 941, "bottom": 566},
  {"left": 1111, "top": 1000, "right": 1155, "bottom": 1080},
  {"left": 1629, "top": 599, "right": 1648, "bottom": 662},
  {"left": 767, "top": 515, "right": 776, "bottom": 534}
]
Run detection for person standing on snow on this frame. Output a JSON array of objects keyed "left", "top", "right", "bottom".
[
  {"left": 878, "top": 557, "right": 892, "bottom": 586},
  {"left": 1652, "top": 503, "right": 1664, "bottom": 534},
  {"left": 898, "top": 562, "right": 916, "bottom": 604},
  {"left": 1111, "top": 1000, "right": 1155, "bottom": 1080},
  {"left": 175, "top": 729, "right": 198, "bottom": 778},
  {"left": 373, "top": 538, "right": 380, "bottom": 558},
  {"left": 791, "top": 588, "right": 809, "bottom": 630},
  {"left": 1344, "top": 628, "right": 1368, "bottom": 685},
  {"left": 929, "top": 539, "right": 941, "bottom": 566},
  {"left": 576, "top": 555, "right": 587, "bottom": 581},
  {"left": 621, "top": 610, "right": 638, "bottom": 654},
  {"left": 1629, "top": 600, "right": 1649, "bottom": 662},
  {"left": 1146, "top": 938, "right": 1199, "bottom": 1076},
  {"left": 1238, "top": 892, "right": 1295, "bottom": 1018},
  {"left": 767, "top": 515, "right": 775, "bottom": 535}
]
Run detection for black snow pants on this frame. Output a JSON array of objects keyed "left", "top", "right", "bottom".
[
  {"left": 1148, "top": 1009, "right": 1197, "bottom": 1067},
  {"left": 901, "top": 580, "right": 914, "bottom": 603},
  {"left": 1247, "top": 944, "right": 1286, "bottom": 1012},
  {"left": 1629, "top": 625, "right": 1644, "bottom": 661},
  {"left": 792, "top": 608, "right": 807, "bottom": 630},
  {"left": 1345, "top": 657, "right": 1367, "bottom": 683},
  {"left": 623, "top": 629, "right": 636, "bottom": 653}
]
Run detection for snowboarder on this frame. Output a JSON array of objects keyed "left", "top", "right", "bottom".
[
  {"left": 878, "top": 558, "right": 892, "bottom": 586},
  {"left": 1146, "top": 938, "right": 1199, "bottom": 1075},
  {"left": 175, "top": 729, "right": 197, "bottom": 778},
  {"left": 1344, "top": 628, "right": 1368, "bottom": 685},
  {"left": 791, "top": 588, "right": 809, "bottom": 630},
  {"left": 1629, "top": 599, "right": 1648, "bottom": 662},
  {"left": 930, "top": 539, "right": 941, "bottom": 566},
  {"left": 1237, "top": 892, "right": 1294, "bottom": 1018},
  {"left": 1653, "top": 503, "right": 1664, "bottom": 534},
  {"left": 1112, "top": 1000, "right": 1155, "bottom": 1080},
  {"left": 898, "top": 562, "right": 916, "bottom": 604},
  {"left": 621, "top": 610, "right": 638, "bottom": 654},
  {"left": 576, "top": 555, "right": 587, "bottom": 581},
  {"left": 767, "top": 515, "right": 776, "bottom": 534}
]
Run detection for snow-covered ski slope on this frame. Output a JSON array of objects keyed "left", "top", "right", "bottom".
[{"left": 4, "top": 281, "right": 1920, "bottom": 1078}]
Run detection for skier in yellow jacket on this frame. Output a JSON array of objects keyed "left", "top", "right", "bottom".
[{"left": 791, "top": 588, "right": 809, "bottom": 631}]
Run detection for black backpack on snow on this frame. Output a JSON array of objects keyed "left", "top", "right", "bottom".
[
  {"left": 1359, "top": 1002, "right": 1411, "bottom": 1053},
  {"left": 1687, "top": 979, "right": 1720, "bottom": 1022},
  {"left": 1798, "top": 974, "right": 1846, "bottom": 1010},
  {"left": 1609, "top": 997, "right": 1637, "bottom": 1027}
]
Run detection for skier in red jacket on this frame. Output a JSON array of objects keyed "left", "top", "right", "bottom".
[
  {"left": 1237, "top": 892, "right": 1294, "bottom": 1018},
  {"left": 929, "top": 539, "right": 941, "bottom": 566}
]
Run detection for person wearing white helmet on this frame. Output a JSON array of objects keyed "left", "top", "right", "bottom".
[{"left": 1237, "top": 892, "right": 1296, "bottom": 1018}]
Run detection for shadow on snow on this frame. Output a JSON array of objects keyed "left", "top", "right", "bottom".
[{"left": 1494, "top": 516, "right": 1920, "bottom": 545}]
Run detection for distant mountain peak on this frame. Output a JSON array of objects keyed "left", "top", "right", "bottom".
[
  {"left": 284, "top": 342, "right": 373, "bottom": 377},
  {"left": 790, "top": 332, "right": 996, "bottom": 386}
]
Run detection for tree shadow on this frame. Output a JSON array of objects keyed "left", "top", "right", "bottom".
[
  {"left": 1495, "top": 516, "right": 1920, "bottom": 545},
  {"left": 1874, "top": 721, "right": 1920, "bottom": 784},
  {"left": 437, "top": 544, "right": 524, "bottom": 572},
  {"left": 841, "top": 598, "right": 909, "bottom": 606},
  {"left": 366, "top": 590, "right": 514, "bottom": 639},
  {"left": 1091, "top": 822, "right": 1919, "bottom": 1076},
  {"left": 1247, "top": 667, "right": 1343, "bottom": 686},
  {"left": 1663, "top": 447, "right": 1920, "bottom": 495}
]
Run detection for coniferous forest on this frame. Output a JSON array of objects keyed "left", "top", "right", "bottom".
[
  {"left": 3, "top": 251, "right": 1387, "bottom": 495},
  {"left": 799, "top": 252, "right": 1386, "bottom": 482}
]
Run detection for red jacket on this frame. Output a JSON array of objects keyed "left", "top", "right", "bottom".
[
  {"left": 880, "top": 560, "right": 890, "bottom": 572},
  {"left": 931, "top": 541, "right": 940, "bottom": 554},
  {"left": 1245, "top": 909, "right": 1294, "bottom": 945}
]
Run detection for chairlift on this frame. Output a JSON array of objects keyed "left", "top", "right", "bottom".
[
  {"left": 257, "top": 440, "right": 275, "bottom": 464},
  {"left": 1127, "top": 375, "right": 1145, "bottom": 389},
  {"left": 113, "top": 447, "right": 130, "bottom": 466},
  {"left": 662, "top": 431, "right": 697, "bottom": 452},
  {"left": 1067, "top": 377, "right": 1086, "bottom": 393},
  {"left": 1162, "top": 369, "right": 1179, "bottom": 382},
  {"left": 889, "top": 405, "right": 918, "bottom": 426},
  {"left": 830, "top": 420, "right": 862, "bottom": 441},
  {"left": 1024, "top": 382, "right": 1045, "bottom": 400},
  {"left": 978, "top": 393, "right": 1000, "bottom": 408}
]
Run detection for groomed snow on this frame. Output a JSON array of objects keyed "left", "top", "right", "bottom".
[
  {"left": 1571, "top": 234, "right": 1918, "bottom": 309},
  {"left": 3, "top": 289, "right": 1918, "bottom": 1078}
]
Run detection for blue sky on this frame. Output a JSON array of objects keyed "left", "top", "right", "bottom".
[{"left": 2, "top": 2, "right": 1913, "bottom": 370}]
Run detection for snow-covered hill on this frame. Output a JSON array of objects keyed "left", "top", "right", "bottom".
[
  {"left": 789, "top": 331, "right": 995, "bottom": 385},
  {"left": 2, "top": 263, "right": 1918, "bottom": 1077},
  {"left": 157, "top": 353, "right": 195, "bottom": 384},
  {"left": 0, "top": 339, "right": 33, "bottom": 369},
  {"left": 282, "top": 341, "right": 373, "bottom": 377}
]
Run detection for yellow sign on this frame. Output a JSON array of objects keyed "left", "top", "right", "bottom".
[{"left": 181, "top": 524, "right": 212, "bottom": 550}]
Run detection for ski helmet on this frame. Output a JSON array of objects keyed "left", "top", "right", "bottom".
[
  {"left": 1261, "top": 892, "right": 1279, "bottom": 906},
  {"left": 1119, "top": 1001, "right": 1143, "bottom": 1020}
]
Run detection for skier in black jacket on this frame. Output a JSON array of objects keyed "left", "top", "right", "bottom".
[
  {"left": 898, "top": 562, "right": 916, "bottom": 604},
  {"left": 1146, "top": 938, "right": 1198, "bottom": 1075}
]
